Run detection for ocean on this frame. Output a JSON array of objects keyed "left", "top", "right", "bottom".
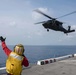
[{"left": 0, "top": 45, "right": 76, "bottom": 67}]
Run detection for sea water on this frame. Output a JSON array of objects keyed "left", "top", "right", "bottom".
[{"left": 0, "top": 45, "right": 76, "bottom": 67}]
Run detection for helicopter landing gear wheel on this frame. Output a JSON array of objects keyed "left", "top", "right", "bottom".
[{"left": 47, "top": 28, "right": 49, "bottom": 32}]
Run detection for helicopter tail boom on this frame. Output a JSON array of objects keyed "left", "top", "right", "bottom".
[{"left": 64, "top": 29, "right": 75, "bottom": 33}]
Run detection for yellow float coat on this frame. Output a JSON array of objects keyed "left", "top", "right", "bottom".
[{"left": 6, "top": 52, "right": 24, "bottom": 75}]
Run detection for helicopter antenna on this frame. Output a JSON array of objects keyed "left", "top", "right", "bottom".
[{"left": 56, "top": 11, "right": 76, "bottom": 19}]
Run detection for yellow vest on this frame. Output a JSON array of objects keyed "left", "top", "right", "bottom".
[{"left": 6, "top": 52, "right": 24, "bottom": 75}]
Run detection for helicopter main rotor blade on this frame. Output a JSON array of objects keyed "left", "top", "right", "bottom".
[
  {"left": 35, "top": 9, "right": 54, "bottom": 19},
  {"left": 35, "top": 21, "right": 46, "bottom": 24},
  {"left": 56, "top": 10, "right": 76, "bottom": 19}
]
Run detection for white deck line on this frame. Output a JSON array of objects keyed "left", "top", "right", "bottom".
[
  {"left": 0, "top": 54, "right": 76, "bottom": 71},
  {"left": 0, "top": 67, "right": 6, "bottom": 70}
]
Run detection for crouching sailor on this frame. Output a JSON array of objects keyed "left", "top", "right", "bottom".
[{"left": 0, "top": 36, "right": 29, "bottom": 75}]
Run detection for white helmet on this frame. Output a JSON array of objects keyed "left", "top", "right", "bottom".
[{"left": 14, "top": 44, "right": 25, "bottom": 55}]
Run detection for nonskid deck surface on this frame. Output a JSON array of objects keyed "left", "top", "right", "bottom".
[{"left": 1, "top": 57, "right": 76, "bottom": 75}]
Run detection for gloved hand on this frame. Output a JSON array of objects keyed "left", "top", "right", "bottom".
[
  {"left": 0, "top": 36, "right": 6, "bottom": 42},
  {"left": 22, "top": 54, "right": 25, "bottom": 57}
]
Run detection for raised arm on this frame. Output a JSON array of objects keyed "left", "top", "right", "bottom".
[{"left": 0, "top": 36, "right": 12, "bottom": 56}]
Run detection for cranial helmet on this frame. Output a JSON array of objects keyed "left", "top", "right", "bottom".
[{"left": 14, "top": 44, "right": 25, "bottom": 55}]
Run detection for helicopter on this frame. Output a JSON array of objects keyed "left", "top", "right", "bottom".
[{"left": 34, "top": 9, "right": 76, "bottom": 34}]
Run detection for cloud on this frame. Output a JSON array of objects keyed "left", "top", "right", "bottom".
[
  {"left": 71, "top": 25, "right": 76, "bottom": 29},
  {"left": 0, "top": 16, "right": 28, "bottom": 28},
  {"left": 71, "top": 25, "right": 76, "bottom": 35},
  {"left": 58, "top": 33, "right": 76, "bottom": 43},
  {"left": 32, "top": 7, "right": 48, "bottom": 20},
  {"left": 25, "top": 0, "right": 31, "bottom": 6},
  {"left": 37, "top": 8, "right": 48, "bottom": 13},
  {"left": 9, "top": 21, "right": 16, "bottom": 26},
  {"left": 36, "top": 32, "right": 42, "bottom": 36},
  {"left": 66, "top": 35, "right": 74, "bottom": 38},
  {"left": 0, "top": 16, "right": 16, "bottom": 26},
  {"left": 59, "top": 25, "right": 76, "bottom": 42},
  {"left": 27, "top": 35, "right": 32, "bottom": 39},
  {"left": 35, "top": 31, "right": 43, "bottom": 36}
]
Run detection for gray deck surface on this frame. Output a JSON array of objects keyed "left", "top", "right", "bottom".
[{"left": 1, "top": 57, "right": 76, "bottom": 75}]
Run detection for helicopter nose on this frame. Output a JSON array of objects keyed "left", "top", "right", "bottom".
[
  {"left": 42, "top": 24, "right": 46, "bottom": 28},
  {"left": 42, "top": 24, "right": 44, "bottom": 26}
]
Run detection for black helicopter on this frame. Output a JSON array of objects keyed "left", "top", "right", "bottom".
[{"left": 34, "top": 9, "right": 76, "bottom": 34}]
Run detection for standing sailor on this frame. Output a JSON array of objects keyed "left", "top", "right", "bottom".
[{"left": 0, "top": 36, "right": 29, "bottom": 75}]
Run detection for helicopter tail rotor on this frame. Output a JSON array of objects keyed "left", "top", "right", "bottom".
[{"left": 64, "top": 26, "right": 75, "bottom": 33}]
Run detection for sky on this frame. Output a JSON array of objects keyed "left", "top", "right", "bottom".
[{"left": 0, "top": 0, "right": 76, "bottom": 45}]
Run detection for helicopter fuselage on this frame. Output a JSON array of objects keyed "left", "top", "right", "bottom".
[
  {"left": 42, "top": 20, "right": 66, "bottom": 32},
  {"left": 35, "top": 9, "right": 75, "bottom": 34},
  {"left": 42, "top": 21, "right": 75, "bottom": 33}
]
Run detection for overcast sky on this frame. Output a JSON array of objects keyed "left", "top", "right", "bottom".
[{"left": 0, "top": 0, "right": 76, "bottom": 45}]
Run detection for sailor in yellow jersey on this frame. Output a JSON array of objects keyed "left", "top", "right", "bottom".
[{"left": 0, "top": 36, "right": 29, "bottom": 75}]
